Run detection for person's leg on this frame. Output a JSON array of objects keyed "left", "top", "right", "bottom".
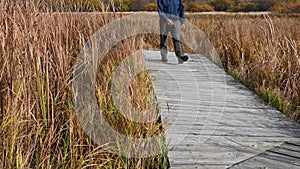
[
  {"left": 170, "top": 21, "right": 188, "bottom": 64},
  {"left": 159, "top": 20, "right": 169, "bottom": 62}
]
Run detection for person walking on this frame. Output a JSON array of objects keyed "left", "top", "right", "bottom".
[{"left": 157, "top": 0, "right": 189, "bottom": 64}]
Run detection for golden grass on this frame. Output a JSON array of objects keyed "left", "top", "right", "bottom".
[
  {"left": 1, "top": 2, "right": 299, "bottom": 168},
  {"left": 186, "top": 13, "right": 300, "bottom": 122},
  {"left": 0, "top": 2, "right": 168, "bottom": 169}
]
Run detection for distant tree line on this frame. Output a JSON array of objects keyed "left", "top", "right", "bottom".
[{"left": 29, "top": 0, "right": 300, "bottom": 13}]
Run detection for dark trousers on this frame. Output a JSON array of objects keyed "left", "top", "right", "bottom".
[{"left": 159, "top": 20, "right": 184, "bottom": 58}]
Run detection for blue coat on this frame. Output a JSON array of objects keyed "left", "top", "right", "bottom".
[{"left": 157, "top": 0, "right": 185, "bottom": 24}]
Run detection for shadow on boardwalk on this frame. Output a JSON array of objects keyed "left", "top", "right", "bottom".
[{"left": 144, "top": 50, "right": 300, "bottom": 169}]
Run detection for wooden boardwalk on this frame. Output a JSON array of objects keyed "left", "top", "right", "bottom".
[{"left": 144, "top": 50, "right": 300, "bottom": 169}]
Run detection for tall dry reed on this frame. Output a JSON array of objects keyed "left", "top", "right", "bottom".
[
  {"left": 187, "top": 13, "right": 300, "bottom": 122},
  {"left": 0, "top": 1, "right": 168, "bottom": 168}
]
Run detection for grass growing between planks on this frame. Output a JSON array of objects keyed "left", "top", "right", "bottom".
[{"left": 0, "top": 2, "right": 168, "bottom": 169}]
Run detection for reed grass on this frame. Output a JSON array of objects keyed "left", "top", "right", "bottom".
[
  {"left": 186, "top": 13, "right": 300, "bottom": 122},
  {"left": 0, "top": 1, "right": 168, "bottom": 168}
]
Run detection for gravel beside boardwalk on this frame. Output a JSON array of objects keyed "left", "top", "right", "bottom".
[{"left": 144, "top": 50, "right": 300, "bottom": 169}]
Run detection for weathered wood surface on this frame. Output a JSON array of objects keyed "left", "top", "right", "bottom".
[
  {"left": 144, "top": 50, "right": 300, "bottom": 168},
  {"left": 229, "top": 142, "right": 300, "bottom": 169}
]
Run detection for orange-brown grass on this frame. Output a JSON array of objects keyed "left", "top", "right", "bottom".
[
  {"left": 0, "top": 2, "right": 168, "bottom": 169},
  {"left": 188, "top": 13, "right": 300, "bottom": 122}
]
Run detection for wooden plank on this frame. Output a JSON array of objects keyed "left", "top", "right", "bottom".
[
  {"left": 171, "top": 165, "right": 229, "bottom": 169},
  {"left": 261, "top": 151, "right": 300, "bottom": 165},
  {"left": 268, "top": 148, "right": 300, "bottom": 159},
  {"left": 229, "top": 142, "right": 300, "bottom": 168},
  {"left": 167, "top": 126, "right": 300, "bottom": 137},
  {"left": 285, "top": 142, "right": 300, "bottom": 148},
  {"left": 229, "top": 156, "right": 300, "bottom": 169},
  {"left": 166, "top": 135, "right": 300, "bottom": 151},
  {"left": 169, "top": 157, "right": 237, "bottom": 166}
]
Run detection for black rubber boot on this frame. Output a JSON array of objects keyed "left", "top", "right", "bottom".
[{"left": 177, "top": 55, "right": 188, "bottom": 64}]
